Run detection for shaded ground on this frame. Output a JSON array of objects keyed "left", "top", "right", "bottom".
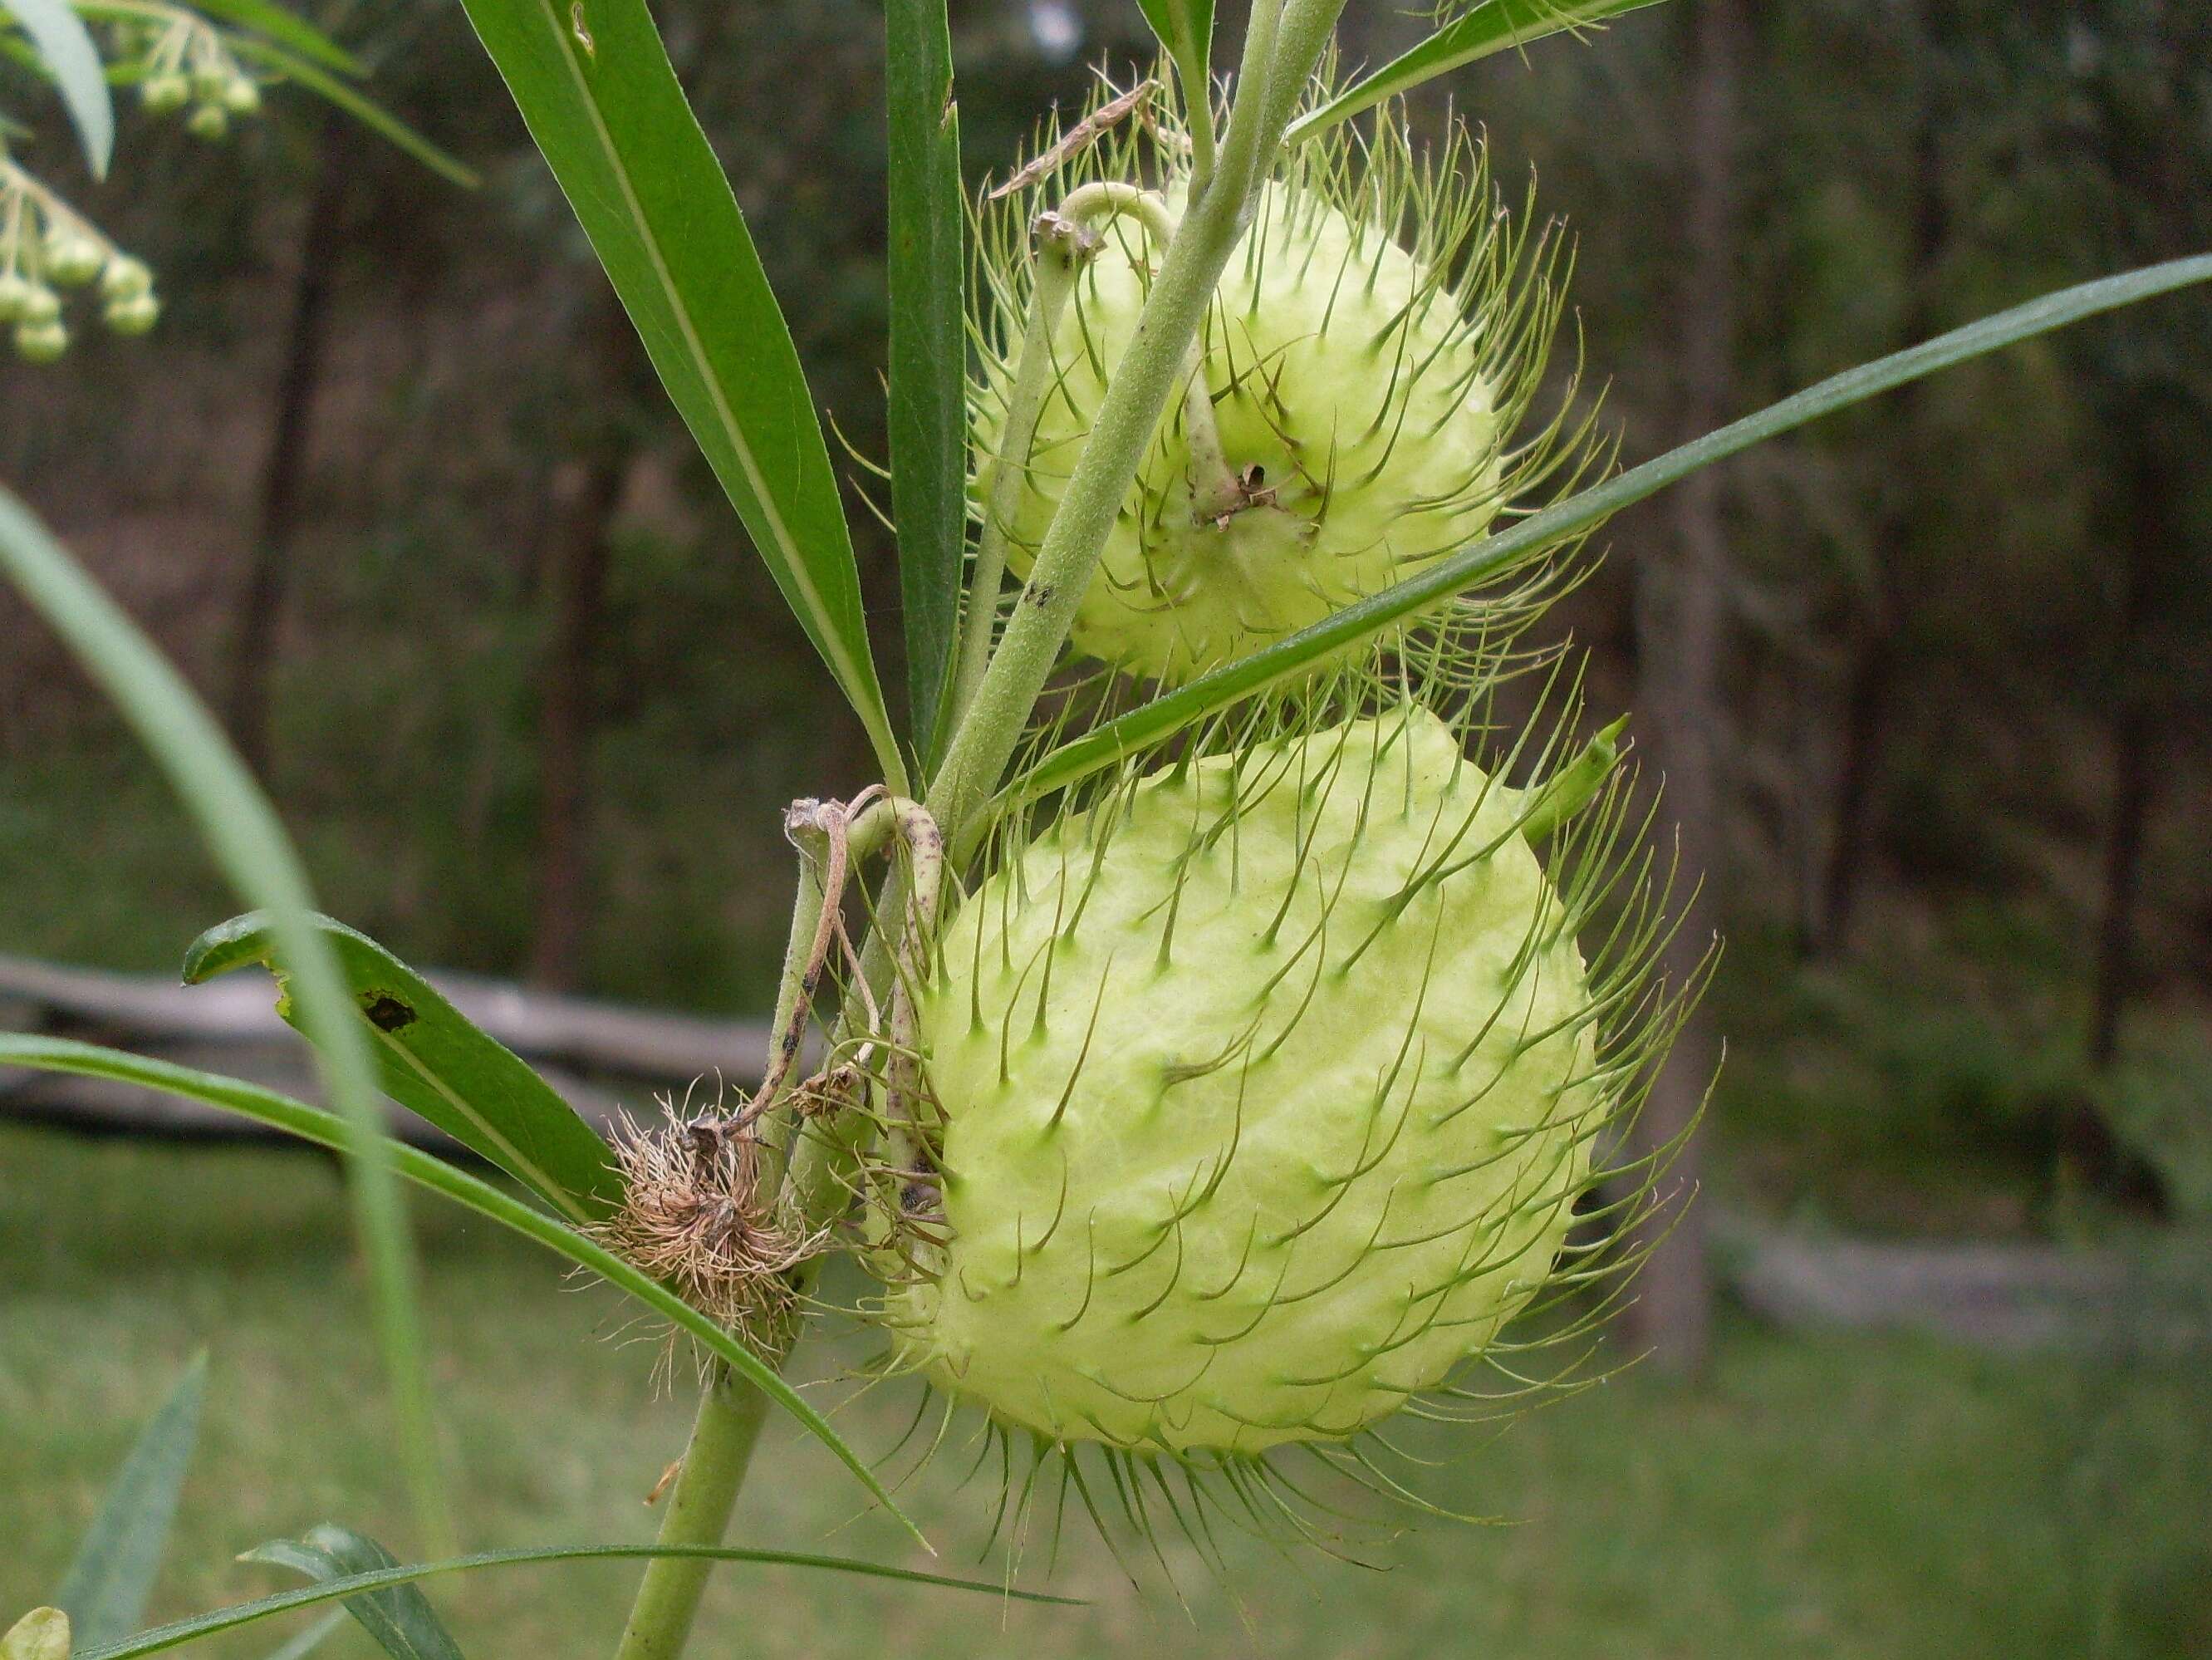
[{"left": 6, "top": 1124, "right": 2210, "bottom": 1660}]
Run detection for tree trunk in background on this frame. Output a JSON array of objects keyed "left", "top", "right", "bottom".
[
  {"left": 525, "top": 294, "right": 640, "bottom": 993},
  {"left": 224, "top": 112, "right": 347, "bottom": 779},
  {"left": 524, "top": 448, "right": 630, "bottom": 992},
  {"left": 1619, "top": 0, "right": 1744, "bottom": 1377},
  {"left": 2067, "top": 421, "right": 2172, "bottom": 1216},
  {"left": 1812, "top": 42, "right": 1949, "bottom": 959}
]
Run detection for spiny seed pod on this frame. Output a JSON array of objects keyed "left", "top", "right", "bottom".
[
  {"left": 874, "top": 700, "right": 1673, "bottom": 1481},
  {"left": 972, "top": 96, "right": 1574, "bottom": 685}
]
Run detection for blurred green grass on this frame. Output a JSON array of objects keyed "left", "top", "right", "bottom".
[{"left": 6, "top": 1123, "right": 2210, "bottom": 1659}]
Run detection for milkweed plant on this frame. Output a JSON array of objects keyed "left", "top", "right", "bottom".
[{"left": 2, "top": 1, "right": 2208, "bottom": 1657}]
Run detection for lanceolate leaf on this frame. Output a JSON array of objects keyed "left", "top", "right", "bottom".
[
  {"left": 4, "top": 0, "right": 114, "bottom": 175},
  {"left": 0, "top": 1035, "right": 926, "bottom": 1546},
  {"left": 1005, "top": 255, "right": 2212, "bottom": 814},
  {"left": 1285, "top": 0, "right": 1668, "bottom": 148},
  {"left": 55, "top": 1357, "right": 207, "bottom": 1648},
  {"left": 0, "top": 489, "right": 446, "bottom": 1550},
  {"left": 243, "top": 1529, "right": 465, "bottom": 1660},
  {"left": 185, "top": 0, "right": 365, "bottom": 74},
  {"left": 885, "top": 0, "right": 967, "bottom": 764},
  {"left": 224, "top": 37, "right": 480, "bottom": 189},
  {"left": 1135, "top": 1, "right": 1214, "bottom": 102},
  {"left": 455, "top": 0, "right": 907, "bottom": 791},
  {"left": 183, "top": 911, "right": 620, "bottom": 1225},
  {"left": 70, "top": 1544, "right": 1075, "bottom": 1660}
]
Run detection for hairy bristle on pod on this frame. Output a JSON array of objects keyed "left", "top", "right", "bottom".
[
  {"left": 869, "top": 698, "right": 1679, "bottom": 1493},
  {"left": 969, "top": 76, "right": 1588, "bottom": 685}
]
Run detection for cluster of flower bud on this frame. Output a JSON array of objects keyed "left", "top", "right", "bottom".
[
  {"left": 1, "top": 163, "right": 161, "bottom": 364},
  {"left": 110, "top": 12, "right": 262, "bottom": 140}
]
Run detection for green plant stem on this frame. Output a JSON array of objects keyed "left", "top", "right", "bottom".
[
  {"left": 944, "top": 238, "right": 1077, "bottom": 734},
  {"left": 609, "top": 1373, "right": 772, "bottom": 1660},
  {"left": 925, "top": 0, "right": 1298, "bottom": 857}
]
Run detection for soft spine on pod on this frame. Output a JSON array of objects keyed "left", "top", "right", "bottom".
[{"left": 877, "top": 704, "right": 1617, "bottom": 1456}]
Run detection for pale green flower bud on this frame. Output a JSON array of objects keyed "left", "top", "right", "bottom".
[
  {"left": 18, "top": 284, "right": 61, "bottom": 327},
  {"left": 101, "top": 255, "right": 154, "bottom": 302},
  {"left": 221, "top": 75, "right": 262, "bottom": 116},
  {"left": 41, "top": 229, "right": 105, "bottom": 288},
  {"left": 188, "top": 103, "right": 229, "bottom": 141},
  {"left": 14, "top": 319, "right": 70, "bottom": 363},
  {"left": 2, "top": 1608, "right": 71, "bottom": 1660},
  {"left": 0, "top": 273, "right": 35, "bottom": 322},
  {"left": 141, "top": 71, "right": 191, "bottom": 114},
  {"left": 103, "top": 292, "right": 162, "bottom": 336}
]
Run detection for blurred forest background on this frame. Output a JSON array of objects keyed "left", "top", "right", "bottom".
[{"left": 3, "top": 2, "right": 2211, "bottom": 1652}]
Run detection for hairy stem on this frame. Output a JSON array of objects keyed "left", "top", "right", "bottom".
[
  {"left": 944, "top": 235, "right": 1078, "bottom": 735},
  {"left": 925, "top": 0, "right": 1298, "bottom": 857},
  {"left": 610, "top": 1372, "right": 772, "bottom": 1660}
]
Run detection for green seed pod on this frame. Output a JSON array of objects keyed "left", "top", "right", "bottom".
[
  {"left": 104, "top": 292, "right": 162, "bottom": 336},
  {"left": 877, "top": 702, "right": 1654, "bottom": 1462},
  {"left": 188, "top": 103, "right": 229, "bottom": 141},
  {"left": 15, "top": 319, "right": 69, "bottom": 363},
  {"left": 101, "top": 255, "right": 154, "bottom": 302},
  {"left": 2, "top": 1608, "right": 70, "bottom": 1660},
  {"left": 141, "top": 71, "right": 191, "bottom": 114},
  {"left": 973, "top": 106, "right": 1568, "bottom": 685},
  {"left": 42, "top": 228, "right": 106, "bottom": 288}
]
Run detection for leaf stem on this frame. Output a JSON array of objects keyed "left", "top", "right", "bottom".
[{"left": 608, "top": 1373, "right": 772, "bottom": 1660}]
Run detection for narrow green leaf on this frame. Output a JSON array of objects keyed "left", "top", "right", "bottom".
[
  {"left": 71, "top": 1542, "right": 1075, "bottom": 1660},
  {"left": 243, "top": 1529, "right": 464, "bottom": 1660},
  {"left": 454, "top": 0, "right": 907, "bottom": 792},
  {"left": 224, "top": 37, "right": 480, "bottom": 189},
  {"left": 186, "top": 0, "right": 365, "bottom": 75},
  {"left": 256, "top": 1612, "right": 347, "bottom": 1660},
  {"left": 0, "top": 491, "right": 449, "bottom": 1549},
  {"left": 1135, "top": 0, "right": 1213, "bottom": 81},
  {"left": 1007, "top": 255, "right": 2212, "bottom": 812},
  {"left": 183, "top": 911, "right": 620, "bottom": 1225},
  {"left": 54, "top": 1357, "right": 207, "bottom": 1648},
  {"left": 885, "top": 0, "right": 967, "bottom": 763},
  {"left": 4, "top": 0, "right": 114, "bottom": 176},
  {"left": 0, "top": 1035, "right": 929, "bottom": 1547},
  {"left": 1285, "top": 0, "right": 1669, "bottom": 148}
]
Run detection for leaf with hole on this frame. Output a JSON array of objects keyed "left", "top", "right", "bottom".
[
  {"left": 0, "top": 1034, "right": 928, "bottom": 1546},
  {"left": 183, "top": 911, "right": 621, "bottom": 1225}
]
